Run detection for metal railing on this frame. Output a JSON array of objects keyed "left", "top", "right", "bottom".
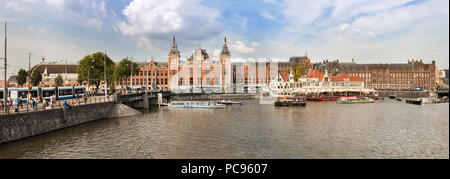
[{"left": 0, "top": 96, "right": 114, "bottom": 116}]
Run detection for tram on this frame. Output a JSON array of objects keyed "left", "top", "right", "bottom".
[{"left": 0, "top": 86, "right": 86, "bottom": 102}]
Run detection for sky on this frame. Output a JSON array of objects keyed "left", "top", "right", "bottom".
[{"left": 0, "top": 0, "right": 449, "bottom": 79}]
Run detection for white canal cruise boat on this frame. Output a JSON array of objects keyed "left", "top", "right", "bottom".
[{"left": 168, "top": 101, "right": 226, "bottom": 109}]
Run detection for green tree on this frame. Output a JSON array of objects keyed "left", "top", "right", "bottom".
[
  {"left": 54, "top": 75, "right": 64, "bottom": 87},
  {"left": 290, "top": 62, "right": 309, "bottom": 82},
  {"left": 16, "top": 68, "right": 28, "bottom": 86},
  {"left": 30, "top": 70, "right": 42, "bottom": 86},
  {"left": 114, "top": 58, "right": 139, "bottom": 89},
  {"left": 77, "top": 52, "right": 116, "bottom": 92}
]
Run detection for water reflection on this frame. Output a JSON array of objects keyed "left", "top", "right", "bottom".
[{"left": 0, "top": 100, "right": 448, "bottom": 159}]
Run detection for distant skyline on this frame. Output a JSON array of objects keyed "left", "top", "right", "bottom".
[{"left": 0, "top": 0, "right": 449, "bottom": 79}]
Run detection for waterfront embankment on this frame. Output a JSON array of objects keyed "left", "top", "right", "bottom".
[
  {"left": 172, "top": 93, "right": 259, "bottom": 101},
  {"left": 0, "top": 102, "right": 141, "bottom": 144},
  {"left": 376, "top": 90, "right": 437, "bottom": 98}
]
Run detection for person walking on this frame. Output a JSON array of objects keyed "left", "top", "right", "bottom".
[
  {"left": 5, "top": 98, "right": 10, "bottom": 114},
  {"left": 18, "top": 97, "right": 23, "bottom": 109},
  {"left": 0, "top": 100, "right": 3, "bottom": 112}
]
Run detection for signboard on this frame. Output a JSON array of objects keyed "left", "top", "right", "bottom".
[{"left": 10, "top": 90, "right": 18, "bottom": 102}]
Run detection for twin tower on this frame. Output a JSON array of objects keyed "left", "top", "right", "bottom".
[{"left": 168, "top": 36, "right": 232, "bottom": 93}]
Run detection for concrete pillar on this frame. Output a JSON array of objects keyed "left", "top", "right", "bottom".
[
  {"left": 158, "top": 93, "right": 163, "bottom": 106},
  {"left": 115, "top": 93, "right": 121, "bottom": 104},
  {"left": 143, "top": 94, "right": 149, "bottom": 109}
]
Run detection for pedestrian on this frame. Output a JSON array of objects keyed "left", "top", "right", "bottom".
[
  {"left": 5, "top": 98, "right": 10, "bottom": 114},
  {"left": 18, "top": 97, "right": 23, "bottom": 109}
]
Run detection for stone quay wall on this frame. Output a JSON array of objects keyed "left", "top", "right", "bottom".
[
  {"left": 376, "top": 91, "right": 437, "bottom": 98},
  {"left": 172, "top": 93, "right": 258, "bottom": 101},
  {"left": 0, "top": 103, "right": 141, "bottom": 144}
]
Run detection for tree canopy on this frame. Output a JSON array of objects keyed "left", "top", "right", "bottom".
[
  {"left": 290, "top": 62, "right": 309, "bottom": 82},
  {"left": 16, "top": 69, "right": 27, "bottom": 86},
  {"left": 54, "top": 75, "right": 63, "bottom": 87},
  {"left": 77, "top": 52, "right": 115, "bottom": 90},
  {"left": 114, "top": 58, "right": 140, "bottom": 88},
  {"left": 30, "top": 70, "right": 42, "bottom": 86}
]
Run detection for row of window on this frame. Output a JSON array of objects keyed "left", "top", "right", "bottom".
[
  {"left": 370, "top": 79, "right": 430, "bottom": 84},
  {"left": 138, "top": 70, "right": 168, "bottom": 77},
  {"left": 348, "top": 72, "right": 431, "bottom": 78}
]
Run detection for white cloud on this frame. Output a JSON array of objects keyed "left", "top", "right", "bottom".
[
  {"left": 261, "top": 11, "right": 279, "bottom": 21},
  {"left": 5, "top": 2, "right": 27, "bottom": 12},
  {"left": 24, "top": 25, "right": 46, "bottom": 34},
  {"left": 230, "top": 41, "right": 259, "bottom": 54},
  {"left": 118, "top": 0, "right": 222, "bottom": 41},
  {"left": 86, "top": 19, "right": 103, "bottom": 31}
]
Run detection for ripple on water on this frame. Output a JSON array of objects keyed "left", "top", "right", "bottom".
[{"left": 0, "top": 100, "right": 448, "bottom": 159}]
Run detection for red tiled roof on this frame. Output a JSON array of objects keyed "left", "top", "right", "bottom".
[
  {"left": 306, "top": 69, "right": 324, "bottom": 82},
  {"left": 305, "top": 70, "right": 363, "bottom": 82},
  {"left": 331, "top": 73, "right": 363, "bottom": 82},
  {"left": 280, "top": 72, "right": 290, "bottom": 82}
]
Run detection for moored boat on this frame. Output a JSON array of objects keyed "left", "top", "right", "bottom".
[
  {"left": 406, "top": 99, "right": 423, "bottom": 105},
  {"left": 389, "top": 95, "right": 396, "bottom": 99},
  {"left": 396, "top": 98, "right": 403, "bottom": 101},
  {"left": 308, "top": 96, "right": 340, "bottom": 101},
  {"left": 275, "top": 96, "right": 307, "bottom": 107},
  {"left": 337, "top": 96, "right": 375, "bottom": 104},
  {"left": 218, "top": 100, "right": 242, "bottom": 105},
  {"left": 168, "top": 101, "right": 226, "bottom": 109}
]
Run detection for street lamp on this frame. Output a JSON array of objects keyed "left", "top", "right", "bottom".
[
  {"left": 87, "top": 60, "right": 94, "bottom": 96},
  {"left": 103, "top": 51, "right": 107, "bottom": 100}
]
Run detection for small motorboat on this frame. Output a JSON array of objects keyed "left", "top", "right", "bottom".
[
  {"left": 396, "top": 98, "right": 403, "bottom": 101},
  {"left": 406, "top": 99, "right": 422, "bottom": 105},
  {"left": 218, "top": 100, "right": 242, "bottom": 105},
  {"left": 389, "top": 95, "right": 396, "bottom": 99}
]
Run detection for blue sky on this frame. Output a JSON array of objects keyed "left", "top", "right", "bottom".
[{"left": 0, "top": 0, "right": 448, "bottom": 78}]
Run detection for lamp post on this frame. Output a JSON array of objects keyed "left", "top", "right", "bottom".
[
  {"left": 87, "top": 60, "right": 94, "bottom": 96},
  {"left": 3, "top": 22, "right": 7, "bottom": 113},
  {"left": 104, "top": 51, "right": 107, "bottom": 100},
  {"left": 130, "top": 57, "right": 134, "bottom": 89}
]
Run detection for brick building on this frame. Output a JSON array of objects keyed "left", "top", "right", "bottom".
[
  {"left": 129, "top": 58, "right": 169, "bottom": 90},
  {"left": 313, "top": 59, "right": 437, "bottom": 90}
]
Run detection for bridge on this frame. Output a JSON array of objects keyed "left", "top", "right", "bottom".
[{"left": 116, "top": 91, "right": 173, "bottom": 109}]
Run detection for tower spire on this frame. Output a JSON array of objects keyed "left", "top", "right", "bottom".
[
  {"left": 169, "top": 35, "right": 180, "bottom": 57},
  {"left": 221, "top": 36, "right": 230, "bottom": 56},
  {"left": 172, "top": 35, "right": 176, "bottom": 46}
]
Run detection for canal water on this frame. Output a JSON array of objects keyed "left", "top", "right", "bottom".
[{"left": 0, "top": 99, "right": 448, "bottom": 159}]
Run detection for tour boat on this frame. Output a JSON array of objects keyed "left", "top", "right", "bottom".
[
  {"left": 275, "top": 96, "right": 307, "bottom": 107},
  {"left": 337, "top": 96, "right": 375, "bottom": 104},
  {"left": 168, "top": 101, "right": 226, "bottom": 109},
  {"left": 307, "top": 96, "right": 341, "bottom": 101}
]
